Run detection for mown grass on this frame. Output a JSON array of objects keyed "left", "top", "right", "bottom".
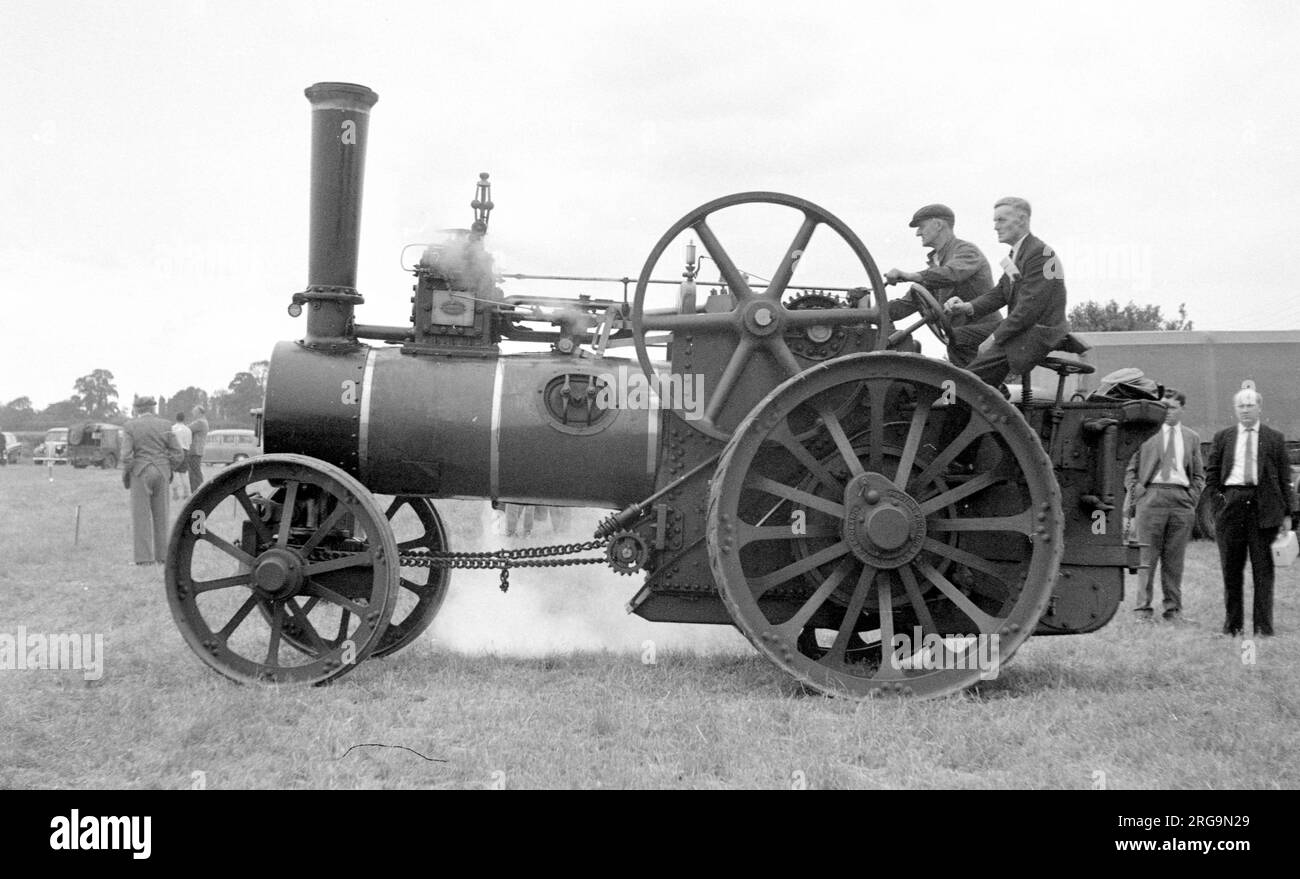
[{"left": 1, "top": 465, "right": 1297, "bottom": 789}]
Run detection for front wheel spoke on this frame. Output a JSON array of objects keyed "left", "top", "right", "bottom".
[
  {"left": 824, "top": 565, "right": 876, "bottom": 667},
  {"left": 749, "top": 542, "right": 849, "bottom": 596},
  {"left": 234, "top": 489, "right": 273, "bottom": 545},
  {"left": 298, "top": 501, "right": 351, "bottom": 555},
  {"left": 693, "top": 218, "right": 754, "bottom": 301},
  {"left": 192, "top": 572, "right": 252, "bottom": 594},
  {"left": 216, "top": 594, "right": 261, "bottom": 641},
  {"left": 264, "top": 601, "right": 286, "bottom": 666},
  {"left": 814, "top": 405, "right": 865, "bottom": 479},
  {"left": 703, "top": 336, "right": 757, "bottom": 424},
  {"left": 917, "top": 470, "right": 1001, "bottom": 516},
  {"left": 915, "top": 559, "right": 1000, "bottom": 634},
  {"left": 745, "top": 473, "right": 846, "bottom": 519},
  {"left": 764, "top": 213, "right": 819, "bottom": 300},
  {"left": 284, "top": 599, "right": 331, "bottom": 653},
  {"left": 199, "top": 531, "right": 257, "bottom": 568},
  {"left": 303, "top": 548, "right": 375, "bottom": 577},
  {"left": 773, "top": 557, "right": 857, "bottom": 637},
  {"left": 737, "top": 522, "right": 840, "bottom": 547},
  {"left": 894, "top": 397, "right": 933, "bottom": 489},
  {"left": 275, "top": 480, "right": 300, "bottom": 548},
  {"left": 928, "top": 510, "right": 1034, "bottom": 536},
  {"left": 335, "top": 610, "right": 353, "bottom": 643},
  {"left": 302, "top": 579, "right": 370, "bottom": 616}
]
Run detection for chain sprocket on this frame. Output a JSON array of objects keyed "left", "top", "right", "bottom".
[{"left": 605, "top": 530, "right": 650, "bottom": 575}]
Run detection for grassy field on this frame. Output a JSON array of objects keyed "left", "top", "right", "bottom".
[{"left": 1, "top": 464, "right": 1297, "bottom": 789}]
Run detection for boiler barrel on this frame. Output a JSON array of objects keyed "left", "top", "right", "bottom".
[{"left": 264, "top": 342, "right": 660, "bottom": 509}]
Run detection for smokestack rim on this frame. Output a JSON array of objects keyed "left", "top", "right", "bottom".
[{"left": 304, "top": 81, "right": 379, "bottom": 110}]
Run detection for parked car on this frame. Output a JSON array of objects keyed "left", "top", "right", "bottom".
[
  {"left": 2, "top": 431, "right": 22, "bottom": 464},
  {"left": 68, "top": 422, "right": 122, "bottom": 469},
  {"left": 202, "top": 429, "right": 262, "bottom": 465},
  {"left": 33, "top": 427, "right": 69, "bottom": 465}
]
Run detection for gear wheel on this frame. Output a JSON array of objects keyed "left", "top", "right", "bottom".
[
  {"left": 784, "top": 292, "right": 849, "bottom": 360},
  {"left": 606, "top": 531, "right": 650, "bottom": 575}
]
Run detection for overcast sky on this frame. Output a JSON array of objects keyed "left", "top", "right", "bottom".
[{"left": 3, "top": 0, "right": 1298, "bottom": 410}]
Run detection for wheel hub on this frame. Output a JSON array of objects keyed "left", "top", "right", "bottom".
[
  {"left": 252, "top": 547, "right": 306, "bottom": 598},
  {"left": 842, "top": 472, "right": 926, "bottom": 568}
]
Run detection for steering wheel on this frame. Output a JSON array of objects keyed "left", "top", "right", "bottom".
[
  {"left": 905, "top": 283, "right": 954, "bottom": 346},
  {"left": 631, "top": 192, "right": 890, "bottom": 440}
]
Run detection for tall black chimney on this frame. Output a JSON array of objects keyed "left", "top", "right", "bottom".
[{"left": 298, "top": 82, "right": 379, "bottom": 346}]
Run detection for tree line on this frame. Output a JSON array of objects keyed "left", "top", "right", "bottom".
[{"left": 1, "top": 361, "right": 269, "bottom": 431}]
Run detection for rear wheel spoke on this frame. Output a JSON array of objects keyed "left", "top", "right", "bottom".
[
  {"left": 745, "top": 473, "right": 846, "bottom": 519},
  {"left": 750, "top": 542, "right": 849, "bottom": 596},
  {"left": 823, "top": 565, "right": 876, "bottom": 667},
  {"left": 915, "top": 559, "right": 1000, "bottom": 634}
]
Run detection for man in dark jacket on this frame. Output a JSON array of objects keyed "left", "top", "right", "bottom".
[
  {"left": 122, "top": 397, "right": 183, "bottom": 565},
  {"left": 943, "top": 196, "right": 1068, "bottom": 388},
  {"left": 884, "top": 203, "right": 998, "bottom": 368},
  {"left": 186, "top": 404, "right": 209, "bottom": 493},
  {"left": 1204, "top": 385, "right": 1296, "bottom": 636}
]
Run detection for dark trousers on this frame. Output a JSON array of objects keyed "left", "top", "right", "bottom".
[
  {"left": 947, "top": 322, "right": 997, "bottom": 370},
  {"left": 186, "top": 453, "right": 204, "bottom": 492},
  {"left": 1134, "top": 485, "right": 1195, "bottom": 614},
  {"left": 130, "top": 464, "right": 171, "bottom": 563},
  {"left": 962, "top": 339, "right": 1013, "bottom": 388},
  {"left": 1215, "top": 487, "right": 1277, "bottom": 635}
]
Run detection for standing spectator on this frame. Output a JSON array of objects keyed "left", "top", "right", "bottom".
[
  {"left": 1204, "top": 386, "right": 1297, "bottom": 637},
  {"left": 1123, "top": 389, "right": 1204, "bottom": 622},
  {"left": 187, "top": 403, "right": 209, "bottom": 493},
  {"left": 121, "top": 397, "right": 183, "bottom": 565},
  {"left": 171, "top": 412, "right": 193, "bottom": 501}
]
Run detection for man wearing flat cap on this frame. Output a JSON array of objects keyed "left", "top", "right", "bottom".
[
  {"left": 885, "top": 204, "right": 998, "bottom": 368},
  {"left": 121, "top": 396, "right": 184, "bottom": 565}
]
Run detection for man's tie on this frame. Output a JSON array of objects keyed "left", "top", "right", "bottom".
[
  {"left": 1159, "top": 427, "right": 1176, "bottom": 481},
  {"left": 1244, "top": 427, "right": 1255, "bottom": 485}
]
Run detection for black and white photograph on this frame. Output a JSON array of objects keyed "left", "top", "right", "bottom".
[{"left": 1, "top": 0, "right": 1297, "bottom": 820}]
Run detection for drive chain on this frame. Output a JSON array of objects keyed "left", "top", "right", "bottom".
[{"left": 308, "top": 538, "right": 610, "bottom": 592}]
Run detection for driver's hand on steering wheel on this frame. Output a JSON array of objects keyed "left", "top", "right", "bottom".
[
  {"left": 944, "top": 296, "right": 974, "bottom": 317},
  {"left": 885, "top": 268, "right": 918, "bottom": 285}
]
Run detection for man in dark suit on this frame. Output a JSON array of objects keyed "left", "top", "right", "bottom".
[
  {"left": 942, "top": 196, "right": 1068, "bottom": 388},
  {"left": 122, "top": 396, "right": 184, "bottom": 565},
  {"left": 1204, "top": 386, "right": 1296, "bottom": 636},
  {"left": 186, "top": 403, "right": 209, "bottom": 493},
  {"left": 1123, "top": 389, "right": 1205, "bottom": 622},
  {"left": 884, "top": 203, "right": 999, "bottom": 368}
]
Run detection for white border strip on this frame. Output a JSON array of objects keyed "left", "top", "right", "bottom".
[
  {"left": 358, "top": 346, "right": 377, "bottom": 478},
  {"left": 646, "top": 381, "right": 660, "bottom": 482},
  {"left": 489, "top": 358, "right": 506, "bottom": 500}
]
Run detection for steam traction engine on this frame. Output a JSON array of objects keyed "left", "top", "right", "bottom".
[{"left": 164, "top": 83, "right": 1162, "bottom": 698}]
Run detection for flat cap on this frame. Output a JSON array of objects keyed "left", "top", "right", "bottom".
[
  {"left": 134, "top": 396, "right": 156, "bottom": 410},
  {"left": 909, "top": 203, "right": 955, "bottom": 227}
]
